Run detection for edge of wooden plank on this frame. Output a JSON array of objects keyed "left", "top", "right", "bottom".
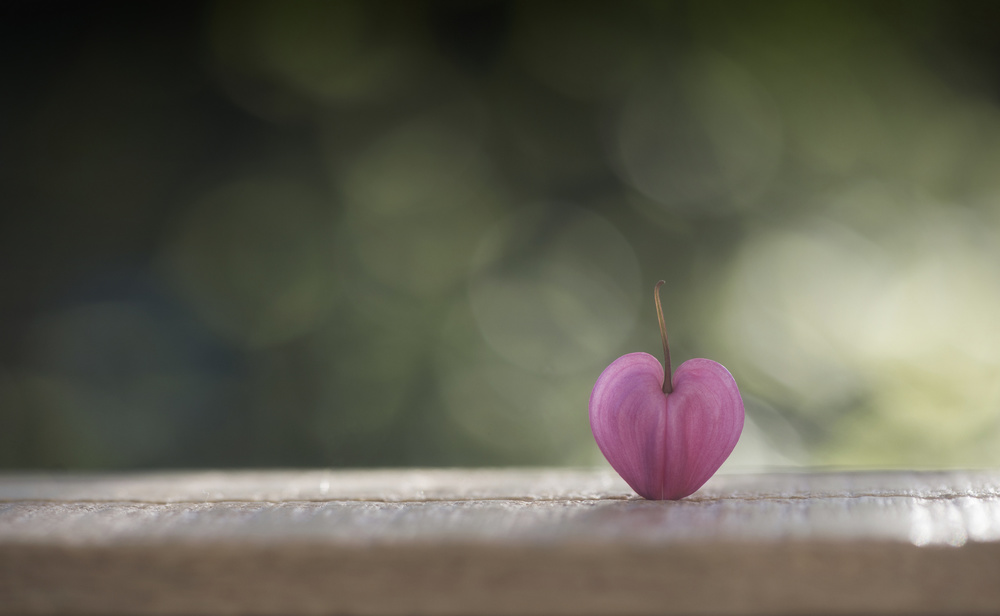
[{"left": 4, "top": 539, "right": 1000, "bottom": 615}]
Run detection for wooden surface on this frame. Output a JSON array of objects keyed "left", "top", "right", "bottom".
[{"left": 2, "top": 469, "right": 1000, "bottom": 615}]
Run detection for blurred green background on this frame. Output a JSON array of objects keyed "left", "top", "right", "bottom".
[{"left": 3, "top": 0, "right": 1000, "bottom": 470}]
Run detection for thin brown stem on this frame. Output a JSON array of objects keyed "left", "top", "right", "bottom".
[{"left": 654, "top": 280, "right": 673, "bottom": 394}]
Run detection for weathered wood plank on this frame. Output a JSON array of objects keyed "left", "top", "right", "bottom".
[{"left": 2, "top": 469, "right": 999, "bottom": 615}]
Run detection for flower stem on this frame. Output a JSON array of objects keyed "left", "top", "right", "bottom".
[{"left": 654, "top": 280, "right": 673, "bottom": 394}]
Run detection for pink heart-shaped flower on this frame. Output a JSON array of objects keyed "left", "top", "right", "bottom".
[
  {"left": 590, "top": 353, "right": 743, "bottom": 500},
  {"left": 589, "top": 282, "right": 744, "bottom": 500}
]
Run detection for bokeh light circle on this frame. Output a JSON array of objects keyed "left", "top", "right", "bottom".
[
  {"left": 160, "top": 178, "right": 340, "bottom": 347},
  {"left": 468, "top": 205, "right": 641, "bottom": 375}
]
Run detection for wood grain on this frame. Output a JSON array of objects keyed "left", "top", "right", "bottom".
[{"left": 2, "top": 469, "right": 999, "bottom": 615}]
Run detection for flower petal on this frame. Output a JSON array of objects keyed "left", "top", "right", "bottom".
[
  {"left": 663, "top": 358, "right": 745, "bottom": 499},
  {"left": 589, "top": 352, "right": 667, "bottom": 499}
]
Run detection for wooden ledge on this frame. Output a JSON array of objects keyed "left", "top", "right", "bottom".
[{"left": 2, "top": 469, "right": 999, "bottom": 615}]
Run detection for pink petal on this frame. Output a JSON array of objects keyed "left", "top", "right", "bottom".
[
  {"left": 589, "top": 352, "right": 667, "bottom": 499},
  {"left": 663, "top": 358, "right": 744, "bottom": 499}
]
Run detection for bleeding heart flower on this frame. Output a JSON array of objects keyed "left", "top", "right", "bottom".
[{"left": 589, "top": 281, "right": 744, "bottom": 500}]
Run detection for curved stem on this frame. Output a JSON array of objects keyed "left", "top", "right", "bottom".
[{"left": 654, "top": 280, "right": 673, "bottom": 394}]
